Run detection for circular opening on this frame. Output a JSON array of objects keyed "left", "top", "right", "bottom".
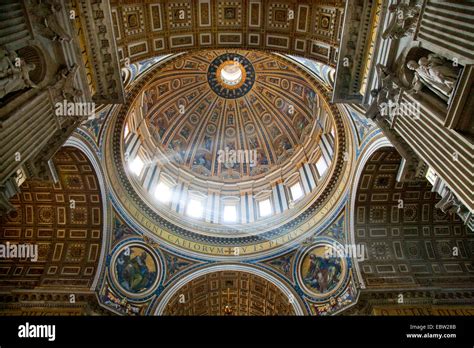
[
  {"left": 220, "top": 62, "right": 243, "bottom": 86},
  {"left": 216, "top": 60, "right": 247, "bottom": 90}
]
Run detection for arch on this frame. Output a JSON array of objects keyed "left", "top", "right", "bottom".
[
  {"left": 352, "top": 147, "right": 473, "bottom": 290},
  {"left": 0, "top": 147, "right": 104, "bottom": 291},
  {"left": 64, "top": 136, "right": 112, "bottom": 291},
  {"left": 154, "top": 264, "right": 306, "bottom": 315},
  {"left": 348, "top": 135, "right": 392, "bottom": 289}
]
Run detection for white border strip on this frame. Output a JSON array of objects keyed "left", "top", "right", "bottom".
[
  {"left": 65, "top": 136, "right": 111, "bottom": 291},
  {"left": 348, "top": 135, "right": 391, "bottom": 290}
]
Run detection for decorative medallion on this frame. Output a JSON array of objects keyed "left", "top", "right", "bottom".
[
  {"left": 244, "top": 123, "right": 255, "bottom": 134},
  {"left": 189, "top": 114, "right": 200, "bottom": 124},
  {"left": 172, "top": 79, "right": 181, "bottom": 89},
  {"left": 207, "top": 53, "right": 255, "bottom": 99},
  {"left": 262, "top": 113, "right": 273, "bottom": 125},
  {"left": 298, "top": 242, "right": 348, "bottom": 299},
  {"left": 206, "top": 124, "right": 217, "bottom": 135},
  {"left": 111, "top": 243, "right": 160, "bottom": 298},
  {"left": 225, "top": 127, "right": 236, "bottom": 137}
]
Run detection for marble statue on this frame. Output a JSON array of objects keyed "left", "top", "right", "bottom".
[
  {"left": 435, "top": 187, "right": 471, "bottom": 222},
  {"left": 0, "top": 48, "right": 18, "bottom": 79},
  {"left": 0, "top": 49, "right": 38, "bottom": 99},
  {"left": 60, "top": 65, "right": 82, "bottom": 101},
  {"left": 51, "top": 65, "right": 82, "bottom": 102},
  {"left": 368, "top": 64, "right": 404, "bottom": 120},
  {"left": 406, "top": 54, "right": 460, "bottom": 101},
  {"left": 27, "top": 0, "right": 72, "bottom": 42},
  {"left": 382, "top": 0, "right": 421, "bottom": 40}
]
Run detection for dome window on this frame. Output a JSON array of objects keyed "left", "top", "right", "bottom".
[
  {"left": 155, "top": 181, "right": 173, "bottom": 204},
  {"left": 290, "top": 182, "right": 304, "bottom": 201},
  {"left": 223, "top": 204, "right": 238, "bottom": 223},
  {"left": 186, "top": 198, "right": 204, "bottom": 219},
  {"left": 258, "top": 199, "right": 272, "bottom": 218}
]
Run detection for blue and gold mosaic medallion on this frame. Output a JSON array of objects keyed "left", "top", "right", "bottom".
[
  {"left": 111, "top": 243, "right": 160, "bottom": 298},
  {"left": 297, "top": 242, "right": 349, "bottom": 299},
  {"left": 207, "top": 53, "right": 255, "bottom": 99}
]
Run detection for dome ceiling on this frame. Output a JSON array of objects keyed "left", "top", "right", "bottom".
[
  {"left": 142, "top": 50, "right": 318, "bottom": 181},
  {"left": 104, "top": 48, "right": 351, "bottom": 258}
]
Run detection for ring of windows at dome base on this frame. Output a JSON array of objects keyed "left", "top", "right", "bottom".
[{"left": 124, "top": 138, "right": 335, "bottom": 228}]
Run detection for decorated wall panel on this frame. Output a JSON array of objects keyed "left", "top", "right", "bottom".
[
  {"left": 0, "top": 147, "right": 103, "bottom": 291},
  {"left": 354, "top": 147, "right": 474, "bottom": 290}
]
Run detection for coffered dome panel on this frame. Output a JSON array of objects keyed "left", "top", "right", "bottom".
[{"left": 141, "top": 50, "right": 318, "bottom": 181}]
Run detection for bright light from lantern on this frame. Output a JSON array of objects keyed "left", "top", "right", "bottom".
[
  {"left": 290, "top": 182, "right": 304, "bottom": 201},
  {"left": 155, "top": 181, "right": 172, "bottom": 203},
  {"left": 258, "top": 199, "right": 272, "bottom": 217},
  {"left": 129, "top": 156, "right": 144, "bottom": 176},
  {"left": 223, "top": 205, "right": 237, "bottom": 223},
  {"left": 221, "top": 63, "right": 243, "bottom": 85},
  {"left": 186, "top": 199, "right": 203, "bottom": 219}
]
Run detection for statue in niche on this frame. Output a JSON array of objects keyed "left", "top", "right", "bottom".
[
  {"left": 406, "top": 54, "right": 460, "bottom": 101},
  {"left": 0, "top": 48, "right": 18, "bottom": 78},
  {"left": 27, "top": 0, "right": 72, "bottom": 42},
  {"left": 382, "top": 0, "right": 421, "bottom": 40},
  {"left": 0, "top": 48, "right": 38, "bottom": 99},
  {"left": 435, "top": 187, "right": 471, "bottom": 222}
]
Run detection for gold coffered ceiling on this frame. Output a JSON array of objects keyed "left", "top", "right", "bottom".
[
  {"left": 110, "top": 0, "right": 345, "bottom": 65},
  {"left": 162, "top": 270, "right": 297, "bottom": 315}
]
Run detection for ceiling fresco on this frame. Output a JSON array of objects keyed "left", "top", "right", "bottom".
[
  {"left": 354, "top": 147, "right": 474, "bottom": 290},
  {"left": 1, "top": 0, "right": 473, "bottom": 334},
  {"left": 140, "top": 50, "right": 319, "bottom": 181},
  {"left": 54, "top": 49, "right": 392, "bottom": 317}
]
